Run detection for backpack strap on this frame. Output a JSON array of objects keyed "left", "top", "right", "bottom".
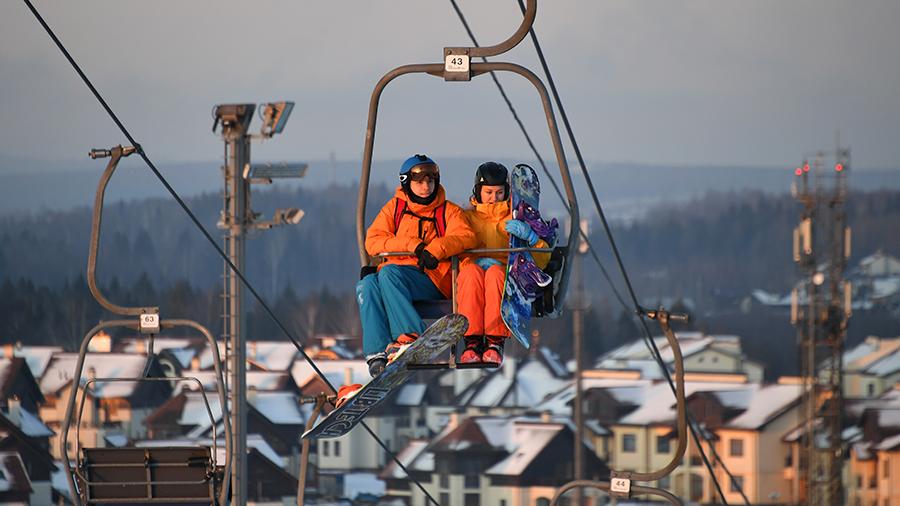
[
  {"left": 393, "top": 198, "right": 408, "bottom": 233},
  {"left": 434, "top": 202, "right": 446, "bottom": 238},
  {"left": 392, "top": 198, "right": 446, "bottom": 239}
]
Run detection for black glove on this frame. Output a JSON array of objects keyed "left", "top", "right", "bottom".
[{"left": 414, "top": 243, "right": 439, "bottom": 271}]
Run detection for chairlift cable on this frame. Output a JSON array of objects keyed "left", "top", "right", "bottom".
[
  {"left": 447, "top": 0, "right": 631, "bottom": 311},
  {"left": 514, "top": 0, "right": 749, "bottom": 503},
  {"left": 22, "top": 3, "right": 441, "bottom": 504}
]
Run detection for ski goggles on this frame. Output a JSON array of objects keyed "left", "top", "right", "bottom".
[{"left": 407, "top": 164, "right": 439, "bottom": 182}]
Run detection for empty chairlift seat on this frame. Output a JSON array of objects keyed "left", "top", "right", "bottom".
[{"left": 78, "top": 446, "right": 218, "bottom": 505}]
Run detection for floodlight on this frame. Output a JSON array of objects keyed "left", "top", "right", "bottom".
[
  {"left": 260, "top": 101, "right": 294, "bottom": 137},
  {"left": 212, "top": 103, "right": 256, "bottom": 133},
  {"left": 277, "top": 208, "right": 305, "bottom": 225},
  {"left": 243, "top": 162, "right": 308, "bottom": 182}
]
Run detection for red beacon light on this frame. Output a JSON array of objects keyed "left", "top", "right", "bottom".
[
  {"left": 803, "top": 163, "right": 810, "bottom": 172},
  {"left": 835, "top": 163, "right": 844, "bottom": 172},
  {"left": 794, "top": 167, "right": 803, "bottom": 176}
]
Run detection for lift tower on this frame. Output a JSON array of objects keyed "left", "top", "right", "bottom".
[
  {"left": 213, "top": 102, "right": 303, "bottom": 505},
  {"left": 791, "top": 143, "right": 852, "bottom": 506}
]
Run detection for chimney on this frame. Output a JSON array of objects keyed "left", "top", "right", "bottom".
[
  {"left": 190, "top": 356, "right": 201, "bottom": 371},
  {"left": 249, "top": 341, "right": 258, "bottom": 361},
  {"left": 540, "top": 410, "right": 552, "bottom": 423},
  {"left": 2, "top": 343, "right": 13, "bottom": 358},
  {"left": 447, "top": 411, "right": 460, "bottom": 431},
  {"left": 89, "top": 331, "right": 112, "bottom": 353},
  {"left": 135, "top": 339, "right": 146, "bottom": 354},
  {"left": 344, "top": 367, "right": 354, "bottom": 386},
  {"left": 503, "top": 357, "right": 518, "bottom": 380},
  {"left": 7, "top": 396, "right": 21, "bottom": 426}
]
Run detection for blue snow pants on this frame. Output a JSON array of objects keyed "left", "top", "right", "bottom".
[{"left": 356, "top": 264, "right": 444, "bottom": 357}]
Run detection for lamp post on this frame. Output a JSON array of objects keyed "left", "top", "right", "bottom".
[{"left": 212, "top": 101, "right": 304, "bottom": 505}]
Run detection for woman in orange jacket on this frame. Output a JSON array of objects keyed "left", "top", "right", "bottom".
[
  {"left": 356, "top": 154, "right": 476, "bottom": 377},
  {"left": 457, "top": 162, "right": 549, "bottom": 365}
]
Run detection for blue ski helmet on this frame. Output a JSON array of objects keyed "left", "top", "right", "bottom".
[{"left": 399, "top": 154, "right": 440, "bottom": 205}]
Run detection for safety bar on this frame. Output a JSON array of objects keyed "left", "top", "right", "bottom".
[
  {"left": 297, "top": 394, "right": 329, "bottom": 506},
  {"left": 61, "top": 320, "right": 232, "bottom": 506},
  {"left": 446, "top": 0, "right": 536, "bottom": 59},
  {"left": 75, "top": 376, "right": 218, "bottom": 485},
  {"left": 357, "top": 61, "right": 579, "bottom": 312},
  {"left": 374, "top": 247, "right": 553, "bottom": 258},
  {"left": 551, "top": 481, "right": 682, "bottom": 506}
]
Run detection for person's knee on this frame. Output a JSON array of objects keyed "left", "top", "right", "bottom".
[
  {"left": 378, "top": 264, "right": 405, "bottom": 283},
  {"left": 459, "top": 263, "right": 485, "bottom": 282},
  {"left": 356, "top": 275, "right": 380, "bottom": 302},
  {"left": 485, "top": 264, "right": 505, "bottom": 283}
]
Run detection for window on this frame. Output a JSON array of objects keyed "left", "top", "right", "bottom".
[
  {"left": 868, "top": 383, "right": 876, "bottom": 397},
  {"left": 334, "top": 441, "right": 341, "bottom": 457},
  {"left": 658, "top": 475, "right": 671, "bottom": 489},
  {"left": 856, "top": 474, "right": 862, "bottom": 488},
  {"left": 464, "top": 474, "right": 479, "bottom": 489},
  {"left": 440, "top": 473, "right": 449, "bottom": 489},
  {"left": 690, "top": 474, "right": 704, "bottom": 501},
  {"left": 729, "top": 438, "right": 744, "bottom": 457},
  {"left": 656, "top": 435, "right": 670, "bottom": 454},
  {"left": 885, "top": 460, "right": 890, "bottom": 478},
  {"left": 622, "top": 434, "right": 636, "bottom": 453},
  {"left": 536, "top": 499, "right": 551, "bottom": 506},
  {"left": 440, "top": 493, "right": 450, "bottom": 505},
  {"left": 730, "top": 475, "right": 744, "bottom": 493},
  {"left": 322, "top": 441, "right": 330, "bottom": 457},
  {"left": 465, "top": 493, "right": 480, "bottom": 506},
  {"left": 500, "top": 501, "right": 507, "bottom": 506}
]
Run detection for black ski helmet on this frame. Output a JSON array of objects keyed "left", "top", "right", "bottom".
[
  {"left": 472, "top": 161, "right": 510, "bottom": 203},
  {"left": 399, "top": 154, "right": 440, "bottom": 205}
]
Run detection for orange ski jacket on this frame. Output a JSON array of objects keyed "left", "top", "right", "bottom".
[
  {"left": 461, "top": 197, "right": 550, "bottom": 269},
  {"left": 365, "top": 186, "right": 477, "bottom": 298}
]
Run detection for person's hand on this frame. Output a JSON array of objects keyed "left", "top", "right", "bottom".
[
  {"left": 414, "top": 243, "right": 439, "bottom": 271},
  {"left": 505, "top": 220, "right": 539, "bottom": 246},
  {"left": 475, "top": 257, "right": 502, "bottom": 270}
]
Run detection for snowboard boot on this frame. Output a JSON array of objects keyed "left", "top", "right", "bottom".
[
  {"left": 334, "top": 383, "right": 362, "bottom": 409},
  {"left": 459, "top": 335, "right": 484, "bottom": 364},
  {"left": 385, "top": 333, "right": 419, "bottom": 363},
  {"left": 366, "top": 352, "right": 387, "bottom": 378},
  {"left": 482, "top": 335, "right": 505, "bottom": 365}
]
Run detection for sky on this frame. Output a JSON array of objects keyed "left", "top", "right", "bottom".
[{"left": 2, "top": 0, "right": 900, "bottom": 170}]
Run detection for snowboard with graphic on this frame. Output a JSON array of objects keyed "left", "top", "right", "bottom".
[
  {"left": 501, "top": 164, "right": 558, "bottom": 348},
  {"left": 303, "top": 314, "right": 468, "bottom": 439}
]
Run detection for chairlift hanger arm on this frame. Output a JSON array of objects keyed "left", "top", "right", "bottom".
[
  {"left": 87, "top": 145, "right": 158, "bottom": 317},
  {"left": 447, "top": 0, "right": 536, "bottom": 58}
]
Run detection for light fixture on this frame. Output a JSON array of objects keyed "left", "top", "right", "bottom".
[{"left": 260, "top": 101, "right": 294, "bottom": 137}]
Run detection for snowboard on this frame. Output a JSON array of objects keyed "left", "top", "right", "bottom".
[
  {"left": 302, "top": 314, "right": 468, "bottom": 440},
  {"left": 501, "top": 164, "right": 558, "bottom": 348}
]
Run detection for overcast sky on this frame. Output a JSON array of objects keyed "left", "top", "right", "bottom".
[{"left": 2, "top": 0, "right": 899, "bottom": 169}]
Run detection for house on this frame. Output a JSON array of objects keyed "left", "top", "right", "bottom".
[
  {"left": 0, "top": 402, "right": 57, "bottom": 505},
  {"left": 38, "top": 353, "right": 171, "bottom": 460},
  {"left": 841, "top": 336, "right": 900, "bottom": 398},
  {"left": 594, "top": 332, "right": 764, "bottom": 383},
  {"left": 845, "top": 388, "right": 900, "bottom": 506},
  {"left": 384, "top": 415, "right": 608, "bottom": 506}
]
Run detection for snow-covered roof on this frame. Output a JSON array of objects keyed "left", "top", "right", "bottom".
[
  {"left": 246, "top": 342, "right": 299, "bottom": 371},
  {"left": 3, "top": 345, "right": 62, "bottom": 379},
  {"left": 180, "top": 370, "right": 291, "bottom": 392},
  {"left": 343, "top": 472, "right": 385, "bottom": 500},
  {"left": 176, "top": 390, "right": 304, "bottom": 430},
  {"left": 876, "top": 409, "right": 900, "bottom": 429},
  {"left": 462, "top": 359, "right": 568, "bottom": 408},
  {"left": 726, "top": 384, "right": 802, "bottom": 429},
  {"left": 381, "top": 440, "right": 429, "bottom": 479},
  {"left": 395, "top": 383, "right": 427, "bottom": 406},
  {"left": 117, "top": 337, "right": 196, "bottom": 355},
  {"left": 538, "top": 347, "right": 569, "bottom": 378},
  {"left": 39, "top": 353, "right": 151, "bottom": 398},
  {"left": 876, "top": 432, "right": 900, "bottom": 451},
  {"left": 291, "top": 359, "right": 369, "bottom": 390},
  {"left": 619, "top": 382, "right": 755, "bottom": 426},
  {"left": 484, "top": 422, "right": 562, "bottom": 476},
  {"left": 535, "top": 378, "right": 654, "bottom": 415},
  {"left": 2, "top": 407, "right": 54, "bottom": 438}
]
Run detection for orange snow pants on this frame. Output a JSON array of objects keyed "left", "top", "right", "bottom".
[{"left": 457, "top": 263, "right": 510, "bottom": 338}]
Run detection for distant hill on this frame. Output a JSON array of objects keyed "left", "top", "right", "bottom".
[{"left": 3, "top": 154, "right": 899, "bottom": 219}]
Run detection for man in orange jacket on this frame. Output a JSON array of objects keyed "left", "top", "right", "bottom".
[
  {"left": 356, "top": 154, "right": 476, "bottom": 379},
  {"left": 457, "top": 162, "right": 550, "bottom": 365}
]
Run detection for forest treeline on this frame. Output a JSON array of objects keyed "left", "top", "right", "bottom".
[{"left": 1, "top": 185, "right": 898, "bottom": 375}]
